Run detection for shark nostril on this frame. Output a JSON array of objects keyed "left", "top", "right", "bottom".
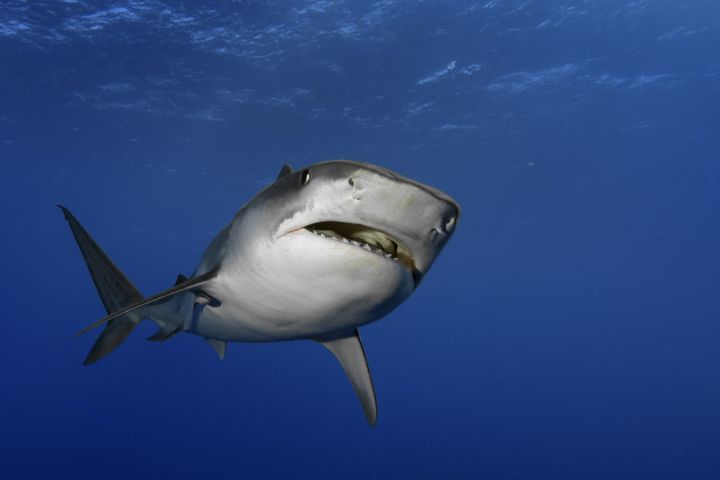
[{"left": 445, "top": 216, "right": 456, "bottom": 233}]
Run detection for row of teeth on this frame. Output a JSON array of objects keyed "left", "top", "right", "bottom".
[{"left": 310, "top": 229, "right": 400, "bottom": 261}]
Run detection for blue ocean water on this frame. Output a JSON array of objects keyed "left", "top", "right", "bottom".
[{"left": 2, "top": 1, "right": 720, "bottom": 478}]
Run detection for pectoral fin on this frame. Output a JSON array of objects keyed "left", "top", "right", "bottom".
[
  {"left": 317, "top": 329, "right": 377, "bottom": 426},
  {"left": 77, "top": 267, "right": 219, "bottom": 335}
]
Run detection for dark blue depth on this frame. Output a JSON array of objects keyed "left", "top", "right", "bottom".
[{"left": 1, "top": 1, "right": 719, "bottom": 479}]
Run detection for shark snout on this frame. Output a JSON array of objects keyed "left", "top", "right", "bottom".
[
  {"left": 430, "top": 207, "right": 459, "bottom": 237},
  {"left": 347, "top": 171, "right": 459, "bottom": 276},
  {"left": 411, "top": 199, "right": 460, "bottom": 274}
]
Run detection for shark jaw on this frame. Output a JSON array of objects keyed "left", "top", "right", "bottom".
[{"left": 302, "top": 221, "right": 422, "bottom": 286}]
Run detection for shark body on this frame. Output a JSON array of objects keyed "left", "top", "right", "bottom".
[{"left": 60, "top": 160, "right": 459, "bottom": 425}]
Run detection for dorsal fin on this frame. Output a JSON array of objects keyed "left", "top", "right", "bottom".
[
  {"left": 277, "top": 164, "right": 293, "bottom": 179},
  {"left": 317, "top": 329, "right": 377, "bottom": 426},
  {"left": 77, "top": 267, "right": 219, "bottom": 335}
]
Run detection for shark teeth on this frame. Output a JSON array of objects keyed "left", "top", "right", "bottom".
[{"left": 308, "top": 228, "right": 400, "bottom": 262}]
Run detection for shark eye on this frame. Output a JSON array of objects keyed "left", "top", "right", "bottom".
[{"left": 301, "top": 169, "right": 311, "bottom": 186}]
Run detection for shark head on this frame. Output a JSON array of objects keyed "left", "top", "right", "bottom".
[{"left": 222, "top": 160, "right": 460, "bottom": 335}]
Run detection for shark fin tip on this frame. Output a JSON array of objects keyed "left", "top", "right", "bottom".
[{"left": 57, "top": 204, "right": 71, "bottom": 218}]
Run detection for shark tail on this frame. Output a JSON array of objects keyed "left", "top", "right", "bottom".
[
  {"left": 60, "top": 206, "right": 221, "bottom": 364},
  {"left": 58, "top": 205, "right": 146, "bottom": 365}
]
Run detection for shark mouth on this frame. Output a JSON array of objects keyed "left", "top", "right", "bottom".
[{"left": 305, "top": 221, "right": 422, "bottom": 284}]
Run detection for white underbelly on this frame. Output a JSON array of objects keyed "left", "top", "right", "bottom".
[
  {"left": 192, "top": 300, "right": 362, "bottom": 342},
  {"left": 188, "top": 252, "right": 413, "bottom": 342},
  {"left": 190, "top": 282, "right": 408, "bottom": 342}
]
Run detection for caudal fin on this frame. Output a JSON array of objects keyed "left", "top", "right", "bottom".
[{"left": 58, "top": 206, "right": 145, "bottom": 365}]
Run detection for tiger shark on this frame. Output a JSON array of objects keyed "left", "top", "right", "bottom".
[{"left": 59, "top": 160, "right": 459, "bottom": 425}]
